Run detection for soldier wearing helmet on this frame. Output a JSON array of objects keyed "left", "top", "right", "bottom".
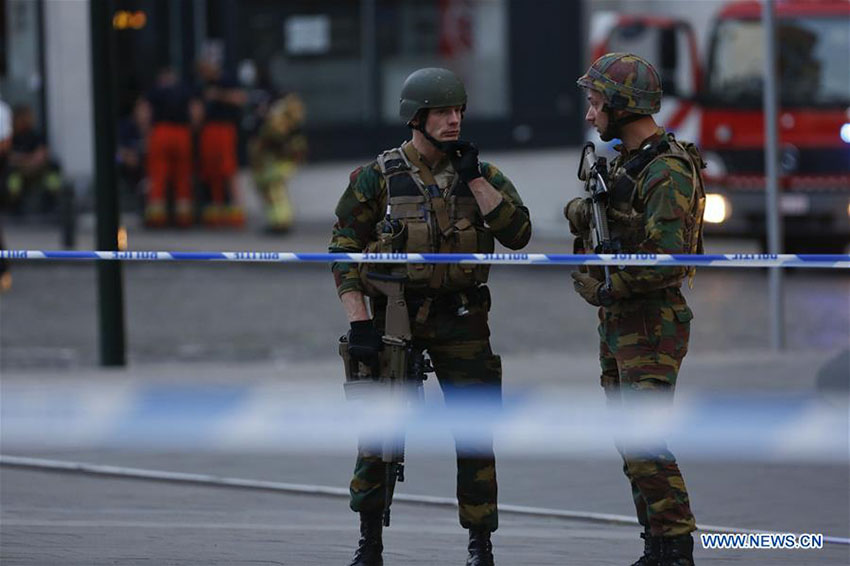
[
  {"left": 566, "top": 53, "right": 706, "bottom": 566},
  {"left": 330, "top": 67, "right": 531, "bottom": 566}
]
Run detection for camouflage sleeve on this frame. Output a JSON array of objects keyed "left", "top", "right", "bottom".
[
  {"left": 328, "top": 163, "right": 384, "bottom": 297},
  {"left": 608, "top": 156, "right": 695, "bottom": 299},
  {"left": 479, "top": 161, "right": 532, "bottom": 250}
]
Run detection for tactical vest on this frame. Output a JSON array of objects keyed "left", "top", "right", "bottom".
[
  {"left": 360, "top": 144, "right": 495, "bottom": 295},
  {"left": 607, "top": 133, "right": 706, "bottom": 286}
]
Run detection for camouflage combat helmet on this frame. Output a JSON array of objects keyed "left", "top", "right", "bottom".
[
  {"left": 577, "top": 53, "right": 662, "bottom": 115},
  {"left": 399, "top": 67, "right": 467, "bottom": 124}
]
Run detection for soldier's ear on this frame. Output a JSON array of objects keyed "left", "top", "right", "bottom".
[
  {"left": 607, "top": 107, "right": 626, "bottom": 122},
  {"left": 410, "top": 109, "right": 429, "bottom": 128}
]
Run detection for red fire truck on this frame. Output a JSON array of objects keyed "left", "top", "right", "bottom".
[{"left": 591, "top": 0, "right": 850, "bottom": 252}]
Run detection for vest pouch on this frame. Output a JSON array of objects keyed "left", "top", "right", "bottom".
[
  {"left": 358, "top": 237, "right": 392, "bottom": 296},
  {"left": 404, "top": 220, "right": 434, "bottom": 286},
  {"left": 445, "top": 224, "right": 479, "bottom": 290},
  {"left": 473, "top": 226, "right": 494, "bottom": 285}
]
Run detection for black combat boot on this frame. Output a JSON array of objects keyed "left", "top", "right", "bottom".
[
  {"left": 466, "top": 528, "right": 494, "bottom": 566},
  {"left": 630, "top": 530, "right": 661, "bottom": 566},
  {"left": 659, "top": 534, "right": 695, "bottom": 566},
  {"left": 347, "top": 512, "right": 383, "bottom": 566}
]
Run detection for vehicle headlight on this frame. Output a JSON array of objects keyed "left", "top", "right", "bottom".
[
  {"left": 703, "top": 151, "right": 727, "bottom": 179},
  {"left": 841, "top": 124, "right": 850, "bottom": 144},
  {"left": 704, "top": 193, "right": 730, "bottom": 224}
]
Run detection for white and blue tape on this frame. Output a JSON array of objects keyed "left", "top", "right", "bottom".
[
  {"left": 2, "top": 381, "right": 847, "bottom": 462},
  {"left": 2, "top": 250, "right": 849, "bottom": 268}
]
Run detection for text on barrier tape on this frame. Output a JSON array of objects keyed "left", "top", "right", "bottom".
[{"left": 1, "top": 250, "right": 849, "bottom": 268}]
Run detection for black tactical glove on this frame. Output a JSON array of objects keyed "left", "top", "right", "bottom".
[
  {"left": 347, "top": 320, "right": 383, "bottom": 371},
  {"left": 571, "top": 271, "right": 614, "bottom": 307},
  {"left": 447, "top": 141, "right": 482, "bottom": 184}
]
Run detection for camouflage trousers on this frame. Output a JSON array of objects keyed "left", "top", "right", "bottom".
[
  {"left": 598, "top": 287, "right": 697, "bottom": 537},
  {"left": 350, "top": 295, "right": 501, "bottom": 531}
]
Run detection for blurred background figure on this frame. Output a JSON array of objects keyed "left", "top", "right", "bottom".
[
  {"left": 196, "top": 56, "right": 247, "bottom": 228},
  {"left": 2, "top": 104, "right": 64, "bottom": 217},
  {"left": 144, "top": 67, "right": 198, "bottom": 228},
  {"left": 116, "top": 95, "right": 152, "bottom": 213},
  {"left": 248, "top": 93, "right": 307, "bottom": 233},
  {"left": 0, "top": 97, "right": 11, "bottom": 291}
]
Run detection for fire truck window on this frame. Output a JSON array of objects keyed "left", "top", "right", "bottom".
[
  {"left": 606, "top": 22, "right": 694, "bottom": 98},
  {"left": 659, "top": 29, "right": 679, "bottom": 96},
  {"left": 674, "top": 27, "right": 695, "bottom": 99},
  {"left": 709, "top": 18, "right": 849, "bottom": 107},
  {"left": 606, "top": 23, "right": 695, "bottom": 100}
]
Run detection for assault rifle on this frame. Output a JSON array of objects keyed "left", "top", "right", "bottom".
[
  {"left": 339, "top": 272, "right": 431, "bottom": 527},
  {"left": 577, "top": 141, "right": 617, "bottom": 287}
]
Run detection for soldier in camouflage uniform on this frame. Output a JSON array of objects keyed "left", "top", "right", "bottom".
[
  {"left": 330, "top": 67, "right": 531, "bottom": 566},
  {"left": 565, "top": 53, "right": 706, "bottom": 566}
]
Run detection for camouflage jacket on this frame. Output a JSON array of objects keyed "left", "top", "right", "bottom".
[
  {"left": 603, "top": 128, "right": 705, "bottom": 300},
  {"left": 330, "top": 142, "right": 532, "bottom": 297}
]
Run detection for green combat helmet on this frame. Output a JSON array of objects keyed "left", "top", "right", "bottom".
[
  {"left": 399, "top": 67, "right": 467, "bottom": 124},
  {"left": 577, "top": 53, "right": 662, "bottom": 115}
]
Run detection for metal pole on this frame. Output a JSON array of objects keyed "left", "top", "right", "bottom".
[
  {"left": 90, "top": 0, "right": 126, "bottom": 366},
  {"left": 360, "top": 0, "right": 379, "bottom": 125},
  {"left": 194, "top": 0, "right": 207, "bottom": 61},
  {"left": 762, "top": 0, "right": 785, "bottom": 350},
  {"left": 169, "top": 0, "right": 183, "bottom": 74}
]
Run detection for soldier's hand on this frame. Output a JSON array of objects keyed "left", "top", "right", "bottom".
[
  {"left": 448, "top": 141, "right": 482, "bottom": 184},
  {"left": 347, "top": 320, "right": 383, "bottom": 371},
  {"left": 564, "top": 197, "right": 591, "bottom": 233},
  {"left": 571, "top": 271, "right": 613, "bottom": 307}
]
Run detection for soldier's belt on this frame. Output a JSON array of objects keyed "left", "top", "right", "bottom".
[
  {"left": 408, "top": 285, "right": 489, "bottom": 311},
  {"left": 371, "top": 285, "right": 490, "bottom": 320}
]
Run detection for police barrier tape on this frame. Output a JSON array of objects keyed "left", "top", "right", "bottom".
[
  {"left": 1, "top": 250, "right": 849, "bottom": 268},
  {"left": 2, "top": 380, "right": 846, "bottom": 463}
]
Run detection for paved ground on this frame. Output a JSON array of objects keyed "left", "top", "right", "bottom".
[
  {"left": 2, "top": 153, "right": 849, "bottom": 564},
  {"left": 2, "top": 462, "right": 848, "bottom": 565},
  {"left": 2, "top": 350, "right": 848, "bottom": 564}
]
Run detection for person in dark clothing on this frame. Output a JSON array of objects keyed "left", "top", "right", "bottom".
[
  {"left": 0, "top": 99, "right": 11, "bottom": 291},
  {"left": 2, "top": 104, "right": 63, "bottom": 215},
  {"left": 145, "top": 67, "right": 200, "bottom": 227},
  {"left": 116, "top": 95, "right": 152, "bottom": 211}
]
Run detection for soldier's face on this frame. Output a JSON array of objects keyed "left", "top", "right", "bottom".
[
  {"left": 425, "top": 106, "right": 463, "bottom": 141},
  {"left": 585, "top": 90, "right": 610, "bottom": 138}
]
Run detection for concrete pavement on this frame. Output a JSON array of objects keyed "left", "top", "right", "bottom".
[{"left": 2, "top": 149, "right": 848, "bottom": 564}]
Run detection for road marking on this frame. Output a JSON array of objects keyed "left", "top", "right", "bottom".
[{"left": 3, "top": 455, "right": 848, "bottom": 546}]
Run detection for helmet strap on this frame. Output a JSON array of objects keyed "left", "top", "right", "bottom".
[
  {"left": 601, "top": 104, "right": 645, "bottom": 141},
  {"left": 411, "top": 119, "right": 454, "bottom": 154}
]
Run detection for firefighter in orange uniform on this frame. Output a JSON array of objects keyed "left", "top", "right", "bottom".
[{"left": 197, "top": 59, "right": 247, "bottom": 227}]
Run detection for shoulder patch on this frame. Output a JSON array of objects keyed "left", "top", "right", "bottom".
[{"left": 349, "top": 161, "right": 382, "bottom": 185}]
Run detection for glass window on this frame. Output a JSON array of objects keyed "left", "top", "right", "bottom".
[
  {"left": 605, "top": 22, "right": 696, "bottom": 99},
  {"left": 240, "top": 0, "right": 367, "bottom": 125},
  {"left": 377, "top": 0, "right": 509, "bottom": 123},
  {"left": 708, "top": 17, "right": 850, "bottom": 107},
  {"left": 0, "top": 0, "right": 45, "bottom": 126}
]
